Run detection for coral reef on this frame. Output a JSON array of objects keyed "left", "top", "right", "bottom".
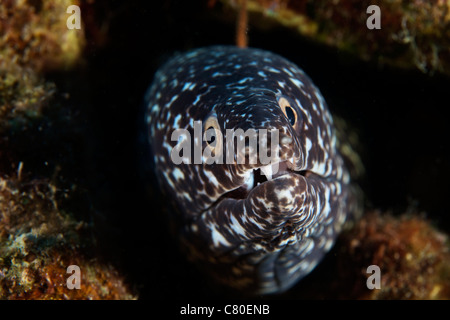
[
  {"left": 0, "top": 58, "right": 55, "bottom": 158},
  {"left": 219, "top": 0, "right": 450, "bottom": 75},
  {"left": 0, "top": 0, "right": 134, "bottom": 299},
  {"left": 290, "top": 211, "right": 450, "bottom": 299},
  {"left": 340, "top": 211, "right": 450, "bottom": 299},
  {"left": 0, "top": 0, "right": 85, "bottom": 168},
  {"left": 0, "top": 176, "right": 135, "bottom": 299},
  {"left": 0, "top": 0, "right": 85, "bottom": 72}
]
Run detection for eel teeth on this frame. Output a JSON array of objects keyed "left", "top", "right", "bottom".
[
  {"left": 242, "top": 170, "right": 255, "bottom": 191},
  {"left": 260, "top": 164, "right": 274, "bottom": 180}
]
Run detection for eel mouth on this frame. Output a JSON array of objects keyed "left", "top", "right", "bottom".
[{"left": 224, "top": 160, "right": 306, "bottom": 200}]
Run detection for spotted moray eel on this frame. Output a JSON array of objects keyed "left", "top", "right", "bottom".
[{"left": 145, "top": 45, "right": 356, "bottom": 294}]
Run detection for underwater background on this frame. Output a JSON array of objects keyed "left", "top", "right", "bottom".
[{"left": 1, "top": 0, "right": 449, "bottom": 299}]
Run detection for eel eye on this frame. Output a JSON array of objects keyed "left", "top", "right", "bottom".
[
  {"left": 203, "top": 115, "right": 223, "bottom": 154},
  {"left": 278, "top": 96, "right": 297, "bottom": 126}
]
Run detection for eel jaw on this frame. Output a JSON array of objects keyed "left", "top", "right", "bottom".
[
  {"left": 225, "top": 159, "right": 303, "bottom": 200},
  {"left": 246, "top": 159, "right": 301, "bottom": 189}
]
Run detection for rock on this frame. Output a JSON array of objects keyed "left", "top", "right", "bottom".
[{"left": 219, "top": 0, "right": 450, "bottom": 75}]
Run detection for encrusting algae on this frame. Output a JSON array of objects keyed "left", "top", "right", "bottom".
[
  {"left": 342, "top": 212, "right": 450, "bottom": 300},
  {"left": 218, "top": 0, "right": 450, "bottom": 75},
  {"left": 0, "top": 0, "right": 85, "bottom": 73},
  {"left": 0, "top": 0, "right": 84, "bottom": 147},
  {"left": 289, "top": 211, "right": 450, "bottom": 299},
  {"left": 0, "top": 0, "right": 135, "bottom": 299},
  {"left": 0, "top": 176, "right": 135, "bottom": 299}
]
